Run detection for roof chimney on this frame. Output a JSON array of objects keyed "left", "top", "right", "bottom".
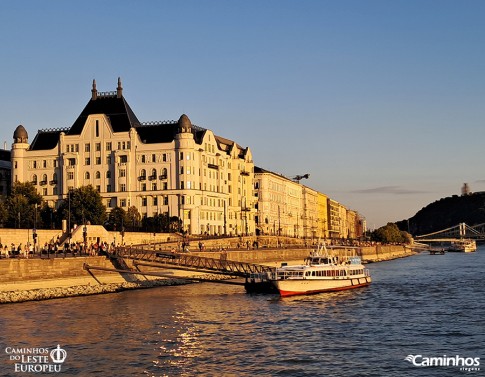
[
  {"left": 91, "top": 79, "right": 97, "bottom": 100},
  {"left": 117, "top": 77, "right": 123, "bottom": 98}
]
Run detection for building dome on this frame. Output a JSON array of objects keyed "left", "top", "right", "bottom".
[
  {"left": 178, "top": 114, "right": 192, "bottom": 133},
  {"left": 13, "top": 124, "right": 28, "bottom": 143}
]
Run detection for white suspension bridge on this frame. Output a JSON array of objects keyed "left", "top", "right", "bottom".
[{"left": 415, "top": 222, "right": 485, "bottom": 242}]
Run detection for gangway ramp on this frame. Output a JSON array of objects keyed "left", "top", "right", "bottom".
[{"left": 114, "top": 247, "right": 276, "bottom": 277}]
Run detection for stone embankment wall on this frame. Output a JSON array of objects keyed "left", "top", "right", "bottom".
[
  {"left": 0, "top": 279, "right": 188, "bottom": 304},
  {"left": 0, "top": 256, "right": 188, "bottom": 304},
  {"left": 0, "top": 256, "right": 113, "bottom": 283},
  {"left": 0, "top": 244, "right": 413, "bottom": 304},
  {"left": 192, "top": 244, "right": 414, "bottom": 264}
]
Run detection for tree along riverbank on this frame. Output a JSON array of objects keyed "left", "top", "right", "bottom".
[{"left": 0, "top": 244, "right": 414, "bottom": 304}]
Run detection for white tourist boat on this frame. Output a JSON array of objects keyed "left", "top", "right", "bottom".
[
  {"left": 271, "top": 243, "right": 371, "bottom": 297},
  {"left": 447, "top": 239, "right": 476, "bottom": 253}
]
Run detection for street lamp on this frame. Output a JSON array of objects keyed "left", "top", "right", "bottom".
[{"left": 68, "top": 190, "right": 72, "bottom": 248}]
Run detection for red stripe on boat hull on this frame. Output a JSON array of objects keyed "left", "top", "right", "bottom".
[{"left": 279, "top": 281, "right": 371, "bottom": 297}]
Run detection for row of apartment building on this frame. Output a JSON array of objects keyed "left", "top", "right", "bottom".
[{"left": 6, "top": 79, "right": 365, "bottom": 239}]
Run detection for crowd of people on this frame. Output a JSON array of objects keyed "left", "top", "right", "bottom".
[{"left": 0, "top": 239, "right": 117, "bottom": 259}]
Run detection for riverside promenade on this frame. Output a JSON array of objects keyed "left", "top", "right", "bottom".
[{"left": 0, "top": 241, "right": 415, "bottom": 304}]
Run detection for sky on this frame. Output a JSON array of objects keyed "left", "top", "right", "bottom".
[{"left": 1, "top": 0, "right": 484, "bottom": 228}]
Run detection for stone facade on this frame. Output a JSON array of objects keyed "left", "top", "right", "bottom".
[{"left": 10, "top": 79, "right": 255, "bottom": 236}]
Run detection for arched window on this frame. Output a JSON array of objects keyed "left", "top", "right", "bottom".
[
  {"left": 152, "top": 168, "right": 157, "bottom": 177},
  {"left": 140, "top": 169, "right": 146, "bottom": 179},
  {"left": 42, "top": 174, "right": 48, "bottom": 182},
  {"left": 106, "top": 171, "right": 111, "bottom": 179},
  {"left": 32, "top": 174, "right": 38, "bottom": 184},
  {"left": 161, "top": 168, "right": 168, "bottom": 179},
  {"left": 85, "top": 172, "right": 90, "bottom": 180},
  {"left": 53, "top": 173, "right": 57, "bottom": 181},
  {"left": 95, "top": 171, "right": 101, "bottom": 179}
]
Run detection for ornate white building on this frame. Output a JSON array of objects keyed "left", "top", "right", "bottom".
[{"left": 11, "top": 79, "right": 255, "bottom": 235}]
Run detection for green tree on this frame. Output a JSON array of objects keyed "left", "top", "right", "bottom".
[
  {"left": 371, "top": 223, "right": 411, "bottom": 244},
  {"left": 127, "top": 206, "right": 141, "bottom": 231},
  {"left": 6, "top": 182, "right": 42, "bottom": 228},
  {"left": 56, "top": 185, "right": 107, "bottom": 226},
  {"left": 0, "top": 200, "right": 8, "bottom": 226},
  {"left": 107, "top": 206, "right": 128, "bottom": 231},
  {"left": 39, "top": 203, "right": 56, "bottom": 229}
]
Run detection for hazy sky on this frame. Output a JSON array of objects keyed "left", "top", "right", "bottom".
[{"left": 1, "top": 1, "right": 484, "bottom": 228}]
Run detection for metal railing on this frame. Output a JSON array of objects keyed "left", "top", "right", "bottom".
[{"left": 114, "top": 247, "right": 275, "bottom": 277}]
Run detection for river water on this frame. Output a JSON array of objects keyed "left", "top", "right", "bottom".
[{"left": 0, "top": 247, "right": 483, "bottom": 376}]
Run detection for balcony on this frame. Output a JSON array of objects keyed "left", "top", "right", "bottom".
[
  {"left": 159, "top": 174, "right": 167, "bottom": 180},
  {"left": 49, "top": 180, "right": 57, "bottom": 185},
  {"left": 241, "top": 170, "right": 250, "bottom": 176},
  {"left": 31, "top": 181, "right": 38, "bottom": 185},
  {"left": 39, "top": 180, "right": 47, "bottom": 186},
  {"left": 207, "top": 163, "right": 219, "bottom": 170},
  {"left": 148, "top": 175, "right": 157, "bottom": 181},
  {"left": 138, "top": 176, "right": 146, "bottom": 181}
]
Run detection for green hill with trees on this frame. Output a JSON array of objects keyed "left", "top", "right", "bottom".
[{"left": 395, "top": 192, "right": 485, "bottom": 236}]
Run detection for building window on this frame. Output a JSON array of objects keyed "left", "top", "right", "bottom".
[
  {"left": 106, "top": 156, "right": 111, "bottom": 165},
  {"left": 68, "top": 172, "right": 74, "bottom": 180},
  {"left": 153, "top": 197, "right": 158, "bottom": 206},
  {"left": 33, "top": 161, "right": 37, "bottom": 169},
  {"left": 141, "top": 183, "right": 146, "bottom": 191},
  {"left": 152, "top": 154, "right": 156, "bottom": 163},
  {"left": 180, "top": 181, "right": 184, "bottom": 189},
  {"left": 107, "top": 184, "right": 111, "bottom": 192},
  {"left": 142, "top": 197, "right": 147, "bottom": 206},
  {"left": 85, "top": 144, "right": 90, "bottom": 152},
  {"left": 120, "top": 199, "right": 126, "bottom": 207},
  {"left": 95, "top": 120, "right": 99, "bottom": 137},
  {"left": 106, "top": 142, "right": 112, "bottom": 151},
  {"left": 96, "top": 157, "right": 101, "bottom": 165},
  {"left": 85, "top": 158, "right": 90, "bottom": 165},
  {"left": 152, "top": 183, "right": 157, "bottom": 191},
  {"left": 119, "top": 169, "right": 126, "bottom": 177},
  {"left": 43, "top": 160, "right": 47, "bottom": 168},
  {"left": 162, "top": 154, "right": 167, "bottom": 162},
  {"left": 141, "top": 155, "right": 146, "bottom": 163},
  {"left": 164, "top": 196, "right": 168, "bottom": 205},
  {"left": 120, "top": 184, "right": 126, "bottom": 192},
  {"left": 96, "top": 185, "right": 100, "bottom": 192},
  {"left": 68, "top": 158, "right": 76, "bottom": 166},
  {"left": 43, "top": 188, "right": 47, "bottom": 196},
  {"left": 120, "top": 155, "right": 127, "bottom": 163},
  {"left": 85, "top": 172, "right": 90, "bottom": 180},
  {"left": 163, "top": 182, "right": 168, "bottom": 190},
  {"left": 180, "top": 152, "right": 184, "bottom": 160},
  {"left": 95, "top": 171, "right": 101, "bottom": 179},
  {"left": 95, "top": 143, "right": 101, "bottom": 151},
  {"left": 32, "top": 174, "right": 38, "bottom": 184},
  {"left": 106, "top": 171, "right": 111, "bottom": 179}
]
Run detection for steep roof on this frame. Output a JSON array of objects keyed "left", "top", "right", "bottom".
[
  {"left": 29, "top": 129, "right": 66, "bottom": 151},
  {"left": 26, "top": 80, "right": 248, "bottom": 156},
  {"left": 68, "top": 94, "right": 141, "bottom": 135}
]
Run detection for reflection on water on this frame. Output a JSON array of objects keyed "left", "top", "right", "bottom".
[{"left": 0, "top": 249, "right": 484, "bottom": 376}]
